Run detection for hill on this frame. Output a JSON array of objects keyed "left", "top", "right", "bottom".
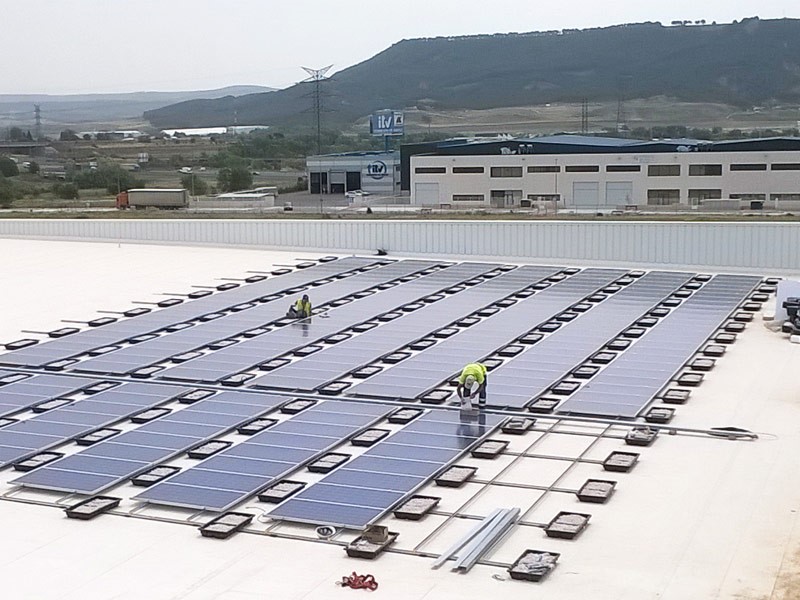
[
  {"left": 0, "top": 86, "right": 274, "bottom": 134},
  {"left": 144, "top": 18, "right": 800, "bottom": 130}
]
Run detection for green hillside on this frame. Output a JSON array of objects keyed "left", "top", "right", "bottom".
[{"left": 145, "top": 18, "right": 800, "bottom": 129}]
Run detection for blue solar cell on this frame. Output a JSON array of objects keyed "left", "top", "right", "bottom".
[
  {"left": 161, "top": 410, "right": 248, "bottom": 427},
  {"left": 14, "top": 468, "right": 115, "bottom": 492},
  {"left": 166, "top": 469, "right": 269, "bottom": 492},
  {"left": 403, "top": 419, "right": 495, "bottom": 438},
  {"left": 82, "top": 442, "right": 171, "bottom": 463},
  {"left": 345, "top": 455, "right": 443, "bottom": 478},
  {"left": 140, "top": 421, "right": 224, "bottom": 438},
  {"left": 314, "top": 468, "right": 423, "bottom": 492},
  {"left": 0, "top": 446, "right": 32, "bottom": 463},
  {"left": 386, "top": 431, "right": 479, "bottom": 450},
  {"left": 269, "top": 498, "right": 384, "bottom": 527},
  {"left": 266, "top": 420, "right": 357, "bottom": 438},
  {"left": 51, "top": 455, "right": 147, "bottom": 476},
  {"left": 198, "top": 455, "right": 297, "bottom": 477},
  {"left": 137, "top": 482, "right": 245, "bottom": 509},
  {"left": 224, "top": 444, "right": 316, "bottom": 463},
  {"left": 296, "top": 483, "right": 404, "bottom": 508},
  {"left": 365, "top": 443, "right": 457, "bottom": 463},
  {"left": 247, "top": 431, "right": 337, "bottom": 451},
  {"left": 8, "top": 420, "right": 87, "bottom": 437},
  {"left": 111, "top": 431, "right": 196, "bottom": 450},
  {"left": 0, "top": 431, "right": 61, "bottom": 450},
  {"left": 288, "top": 411, "right": 386, "bottom": 426}
]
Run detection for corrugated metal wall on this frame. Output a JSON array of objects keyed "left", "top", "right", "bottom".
[{"left": 1, "top": 219, "right": 798, "bottom": 274}]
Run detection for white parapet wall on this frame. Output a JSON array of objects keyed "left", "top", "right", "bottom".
[{"left": 0, "top": 219, "right": 798, "bottom": 274}]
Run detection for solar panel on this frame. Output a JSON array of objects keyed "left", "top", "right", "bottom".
[
  {"left": 11, "top": 390, "right": 287, "bottom": 494},
  {"left": 134, "top": 401, "right": 390, "bottom": 512},
  {"left": 72, "top": 260, "right": 447, "bottom": 376},
  {"left": 251, "top": 265, "right": 562, "bottom": 391},
  {"left": 152, "top": 261, "right": 481, "bottom": 383},
  {"left": 557, "top": 274, "right": 761, "bottom": 417},
  {"left": 269, "top": 410, "right": 504, "bottom": 529},
  {"left": 0, "top": 374, "right": 102, "bottom": 418},
  {"left": 0, "top": 257, "right": 375, "bottom": 368},
  {"left": 0, "top": 382, "right": 189, "bottom": 468},
  {"left": 485, "top": 271, "right": 695, "bottom": 408},
  {"left": 347, "top": 268, "right": 628, "bottom": 401}
]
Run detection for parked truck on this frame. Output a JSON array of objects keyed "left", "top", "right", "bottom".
[{"left": 116, "top": 188, "right": 189, "bottom": 209}]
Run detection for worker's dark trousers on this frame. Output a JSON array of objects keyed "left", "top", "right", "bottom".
[{"left": 478, "top": 378, "right": 487, "bottom": 407}]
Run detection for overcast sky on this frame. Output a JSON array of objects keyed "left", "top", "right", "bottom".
[{"left": 2, "top": 0, "right": 798, "bottom": 95}]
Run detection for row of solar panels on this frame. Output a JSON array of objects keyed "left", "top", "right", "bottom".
[{"left": 8, "top": 385, "right": 501, "bottom": 528}]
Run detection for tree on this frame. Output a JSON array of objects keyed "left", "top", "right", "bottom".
[
  {"left": 27, "top": 161, "right": 40, "bottom": 174},
  {"left": 53, "top": 182, "right": 79, "bottom": 199},
  {"left": 0, "top": 176, "right": 14, "bottom": 208},
  {"left": 60, "top": 129, "right": 80, "bottom": 141},
  {"left": 217, "top": 167, "right": 252, "bottom": 192},
  {"left": 181, "top": 174, "right": 208, "bottom": 196},
  {"left": 0, "top": 157, "right": 19, "bottom": 177}
]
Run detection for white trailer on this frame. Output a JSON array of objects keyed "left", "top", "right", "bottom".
[{"left": 116, "top": 188, "right": 188, "bottom": 209}]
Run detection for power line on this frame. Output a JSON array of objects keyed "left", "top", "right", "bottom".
[{"left": 301, "top": 66, "right": 332, "bottom": 155}]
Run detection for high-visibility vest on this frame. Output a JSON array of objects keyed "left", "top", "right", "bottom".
[
  {"left": 294, "top": 298, "right": 312, "bottom": 317},
  {"left": 458, "top": 363, "right": 487, "bottom": 385}
]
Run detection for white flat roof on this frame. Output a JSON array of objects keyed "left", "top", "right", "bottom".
[{"left": 0, "top": 238, "right": 799, "bottom": 600}]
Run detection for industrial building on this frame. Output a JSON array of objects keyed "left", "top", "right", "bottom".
[
  {"left": 306, "top": 151, "right": 400, "bottom": 196},
  {"left": 406, "top": 135, "right": 800, "bottom": 210}
]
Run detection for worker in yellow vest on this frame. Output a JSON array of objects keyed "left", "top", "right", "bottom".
[
  {"left": 287, "top": 294, "right": 312, "bottom": 319},
  {"left": 457, "top": 362, "right": 488, "bottom": 410}
]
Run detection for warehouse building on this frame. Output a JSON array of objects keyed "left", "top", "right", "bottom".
[
  {"left": 407, "top": 135, "right": 800, "bottom": 210},
  {"left": 306, "top": 151, "right": 400, "bottom": 196}
]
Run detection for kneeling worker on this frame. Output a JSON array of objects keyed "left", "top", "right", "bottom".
[
  {"left": 457, "top": 362, "right": 488, "bottom": 410},
  {"left": 287, "top": 294, "right": 312, "bottom": 319}
]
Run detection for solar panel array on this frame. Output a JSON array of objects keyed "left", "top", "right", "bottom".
[
  {"left": 486, "top": 271, "right": 695, "bottom": 408},
  {"left": 0, "top": 382, "right": 187, "bottom": 466},
  {"left": 269, "top": 410, "right": 504, "bottom": 528},
  {"left": 253, "top": 265, "right": 561, "bottom": 391},
  {"left": 0, "top": 257, "right": 766, "bottom": 529},
  {"left": 557, "top": 274, "right": 761, "bottom": 417},
  {"left": 12, "top": 390, "right": 285, "bottom": 494},
  {"left": 134, "top": 401, "right": 390, "bottom": 511},
  {"left": 0, "top": 373, "right": 100, "bottom": 418},
  {"left": 0, "top": 256, "right": 376, "bottom": 369},
  {"left": 151, "top": 260, "right": 461, "bottom": 383},
  {"left": 347, "top": 268, "right": 627, "bottom": 400},
  {"left": 73, "top": 259, "right": 438, "bottom": 376}
]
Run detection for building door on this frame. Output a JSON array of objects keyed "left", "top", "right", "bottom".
[
  {"left": 606, "top": 182, "right": 634, "bottom": 206},
  {"left": 346, "top": 171, "right": 361, "bottom": 192},
  {"left": 414, "top": 183, "right": 440, "bottom": 206},
  {"left": 310, "top": 172, "right": 328, "bottom": 194},
  {"left": 572, "top": 182, "right": 600, "bottom": 207}
]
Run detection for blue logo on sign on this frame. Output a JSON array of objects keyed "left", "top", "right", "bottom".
[{"left": 367, "top": 161, "right": 388, "bottom": 180}]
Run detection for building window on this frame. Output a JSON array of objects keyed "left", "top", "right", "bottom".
[
  {"left": 415, "top": 167, "right": 446, "bottom": 174},
  {"left": 648, "top": 165, "right": 681, "bottom": 176},
  {"left": 771, "top": 163, "right": 800, "bottom": 171},
  {"left": 730, "top": 163, "right": 767, "bottom": 171},
  {"left": 606, "top": 165, "right": 641, "bottom": 172},
  {"left": 730, "top": 193, "right": 766, "bottom": 201},
  {"left": 490, "top": 166, "right": 523, "bottom": 178},
  {"left": 647, "top": 189, "right": 680, "bottom": 205},
  {"left": 452, "top": 194, "right": 485, "bottom": 202},
  {"left": 689, "top": 164, "right": 722, "bottom": 176},
  {"left": 490, "top": 190, "right": 522, "bottom": 206},
  {"left": 565, "top": 165, "right": 600, "bottom": 172},
  {"left": 770, "top": 193, "right": 800, "bottom": 202},
  {"left": 452, "top": 166, "right": 485, "bottom": 174},
  {"left": 527, "top": 165, "right": 560, "bottom": 173},
  {"left": 688, "top": 189, "right": 722, "bottom": 202}
]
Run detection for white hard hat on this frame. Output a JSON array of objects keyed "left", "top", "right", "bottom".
[{"left": 464, "top": 375, "right": 477, "bottom": 389}]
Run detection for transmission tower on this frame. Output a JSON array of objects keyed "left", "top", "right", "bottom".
[
  {"left": 580, "top": 98, "right": 589, "bottom": 134},
  {"left": 301, "top": 65, "right": 332, "bottom": 155},
  {"left": 34, "top": 104, "right": 42, "bottom": 140}
]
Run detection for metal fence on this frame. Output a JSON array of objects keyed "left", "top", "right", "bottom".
[{"left": 1, "top": 219, "right": 798, "bottom": 274}]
